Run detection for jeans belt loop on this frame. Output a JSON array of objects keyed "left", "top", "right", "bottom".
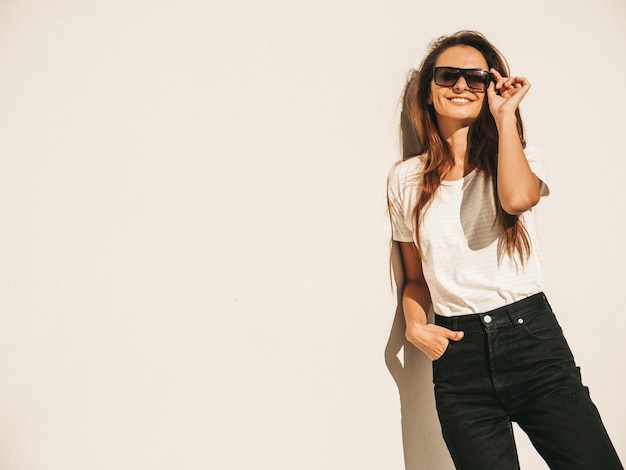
[{"left": 505, "top": 307, "right": 522, "bottom": 329}]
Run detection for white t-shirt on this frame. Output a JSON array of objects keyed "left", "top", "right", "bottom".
[{"left": 387, "top": 146, "right": 550, "bottom": 317}]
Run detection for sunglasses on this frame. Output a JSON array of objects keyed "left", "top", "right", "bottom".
[{"left": 433, "top": 67, "right": 494, "bottom": 91}]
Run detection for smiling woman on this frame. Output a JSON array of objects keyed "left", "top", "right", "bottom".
[{"left": 387, "top": 30, "right": 623, "bottom": 470}]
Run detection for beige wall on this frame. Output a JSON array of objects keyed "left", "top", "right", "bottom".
[{"left": 0, "top": 1, "right": 624, "bottom": 468}]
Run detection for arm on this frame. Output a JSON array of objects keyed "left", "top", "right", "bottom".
[
  {"left": 488, "top": 69, "right": 541, "bottom": 215},
  {"left": 399, "top": 241, "right": 464, "bottom": 360}
]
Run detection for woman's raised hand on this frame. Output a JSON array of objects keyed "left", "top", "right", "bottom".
[{"left": 487, "top": 68, "right": 531, "bottom": 121}]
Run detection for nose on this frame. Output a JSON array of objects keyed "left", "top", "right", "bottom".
[{"left": 452, "top": 75, "right": 469, "bottom": 90}]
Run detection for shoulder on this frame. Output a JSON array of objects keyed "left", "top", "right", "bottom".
[
  {"left": 387, "top": 155, "right": 423, "bottom": 242},
  {"left": 387, "top": 155, "right": 424, "bottom": 190}
]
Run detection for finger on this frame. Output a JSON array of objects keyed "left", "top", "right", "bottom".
[
  {"left": 429, "top": 340, "right": 450, "bottom": 360},
  {"left": 486, "top": 81, "right": 498, "bottom": 99},
  {"left": 490, "top": 68, "right": 506, "bottom": 91},
  {"left": 503, "top": 77, "right": 521, "bottom": 94},
  {"left": 497, "top": 76, "right": 507, "bottom": 91},
  {"left": 517, "top": 76, "right": 531, "bottom": 90},
  {"left": 439, "top": 327, "right": 464, "bottom": 341},
  {"left": 490, "top": 68, "right": 503, "bottom": 81},
  {"left": 507, "top": 78, "right": 531, "bottom": 100},
  {"left": 510, "top": 76, "right": 530, "bottom": 90}
]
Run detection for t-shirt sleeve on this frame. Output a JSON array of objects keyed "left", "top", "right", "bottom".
[
  {"left": 525, "top": 145, "right": 550, "bottom": 197},
  {"left": 387, "top": 161, "right": 415, "bottom": 242}
]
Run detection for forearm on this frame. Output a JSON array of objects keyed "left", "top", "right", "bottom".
[
  {"left": 402, "top": 280, "right": 431, "bottom": 327},
  {"left": 496, "top": 116, "right": 540, "bottom": 215}
]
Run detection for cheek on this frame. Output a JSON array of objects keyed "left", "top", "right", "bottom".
[
  {"left": 431, "top": 99, "right": 442, "bottom": 115},
  {"left": 431, "top": 93, "right": 446, "bottom": 115}
]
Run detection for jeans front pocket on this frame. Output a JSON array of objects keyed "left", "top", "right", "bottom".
[{"left": 518, "top": 306, "right": 564, "bottom": 341}]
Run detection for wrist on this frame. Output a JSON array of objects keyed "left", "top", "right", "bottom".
[
  {"left": 404, "top": 309, "right": 428, "bottom": 327},
  {"left": 405, "top": 319, "right": 428, "bottom": 336},
  {"left": 494, "top": 113, "right": 518, "bottom": 129}
]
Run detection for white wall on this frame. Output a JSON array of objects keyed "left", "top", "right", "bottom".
[{"left": 0, "top": 1, "right": 624, "bottom": 468}]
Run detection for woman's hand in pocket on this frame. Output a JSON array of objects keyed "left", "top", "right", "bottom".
[{"left": 405, "top": 323, "right": 464, "bottom": 360}]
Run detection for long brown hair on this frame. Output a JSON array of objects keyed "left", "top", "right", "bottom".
[{"left": 402, "top": 30, "right": 531, "bottom": 263}]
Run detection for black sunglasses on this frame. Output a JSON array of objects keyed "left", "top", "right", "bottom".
[{"left": 433, "top": 67, "right": 494, "bottom": 91}]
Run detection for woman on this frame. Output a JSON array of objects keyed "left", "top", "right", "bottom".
[{"left": 387, "top": 30, "right": 623, "bottom": 469}]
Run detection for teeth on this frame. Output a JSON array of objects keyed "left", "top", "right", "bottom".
[{"left": 451, "top": 98, "right": 470, "bottom": 102}]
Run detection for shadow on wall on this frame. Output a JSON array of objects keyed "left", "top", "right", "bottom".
[
  {"left": 384, "top": 96, "right": 454, "bottom": 469},
  {"left": 384, "top": 243, "right": 455, "bottom": 470}
]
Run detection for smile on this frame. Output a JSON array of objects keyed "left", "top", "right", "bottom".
[{"left": 449, "top": 97, "right": 472, "bottom": 103}]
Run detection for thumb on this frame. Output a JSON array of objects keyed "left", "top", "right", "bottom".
[{"left": 444, "top": 329, "right": 464, "bottom": 341}]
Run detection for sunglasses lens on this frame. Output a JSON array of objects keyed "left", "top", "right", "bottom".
[
  {"left": 435, "top": 68, "right": 461, "bottom": 87},
  {"left": 465, "top": 70, "right": 490, "bottom": 90}
]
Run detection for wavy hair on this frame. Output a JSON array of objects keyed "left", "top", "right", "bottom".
[{"left": 402, "top": 30, "right": 531, "bottom": 263}]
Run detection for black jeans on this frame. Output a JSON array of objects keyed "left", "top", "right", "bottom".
[{"left": 433, "top": 293, "right": 623, "bottom": 470}]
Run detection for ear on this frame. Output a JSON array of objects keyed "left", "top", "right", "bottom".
[{"left": 427, "top": 93, "right": 433, "bottom": 105}]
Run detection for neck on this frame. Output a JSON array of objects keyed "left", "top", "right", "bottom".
[
  {"left": 437, "top": 120, "right": 474, "bottom": 180},
  {"left": 447, "top": 129, "right": 469, "bottom": 164},
  {"left": 440, "top": 122, "right": 469, "bottom": 159}
]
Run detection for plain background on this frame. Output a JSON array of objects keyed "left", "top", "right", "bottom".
[{"left": 0, "top": 0, "right": 624, "bottom": 468}]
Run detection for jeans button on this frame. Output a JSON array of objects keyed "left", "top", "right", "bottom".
[{"left": 483, "top": 315, "right": 492, "bottom": 324}]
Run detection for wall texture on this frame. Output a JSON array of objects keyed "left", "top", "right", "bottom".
[{"left": 0, "top": 1, "right": 624, "bottom": 468}]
